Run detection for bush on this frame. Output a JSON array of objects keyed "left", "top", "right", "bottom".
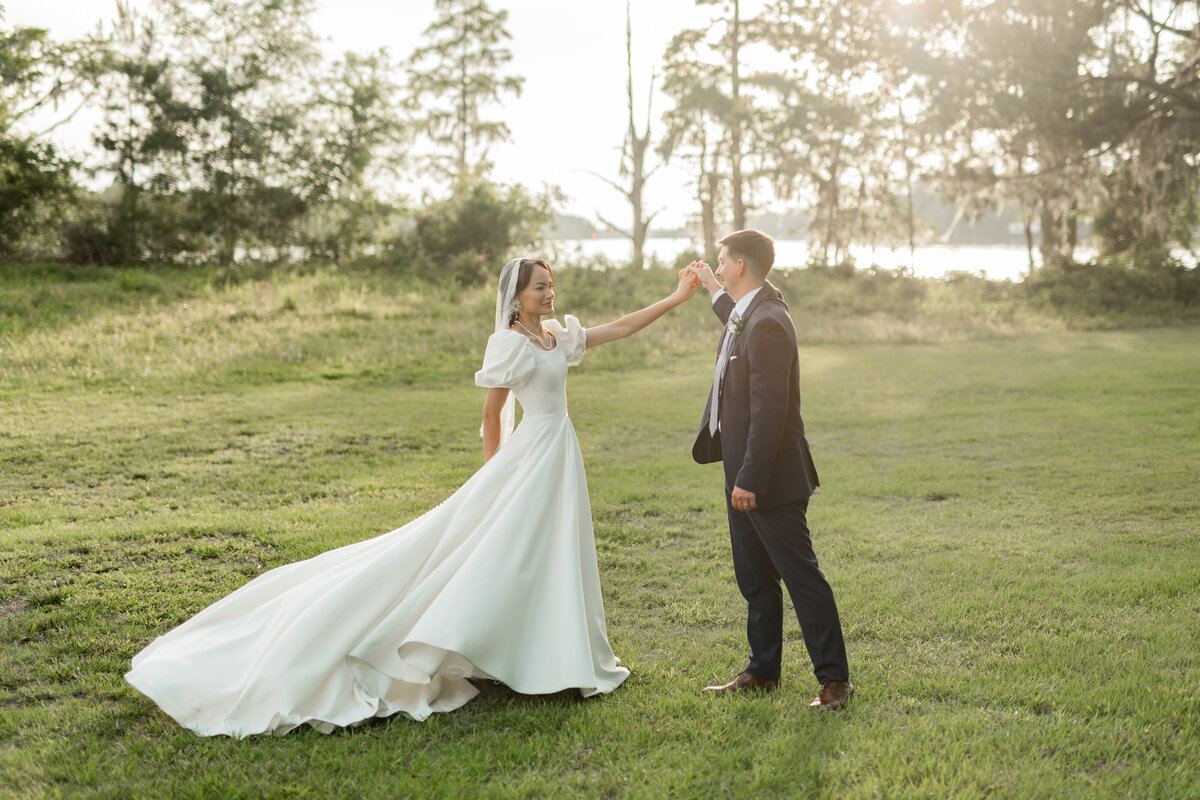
[
  {"left": 1027, "top": 253, "right": 1200, "bottom": 311},
  {"left": 61, "top": 219, "right": 121, "bottom": 265},
  {"left": 0, "top": 137, "right": 76, "bottom": 258},
  {"left": 399, "top": 179, "right": 555, "bottom": 286}
]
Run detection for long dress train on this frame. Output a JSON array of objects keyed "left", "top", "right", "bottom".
[{"left": 125, "top": 316, "right": 629, "bottom": 737}]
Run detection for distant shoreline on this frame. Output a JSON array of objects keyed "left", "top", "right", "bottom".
[{"left": 547, "top": 237, "right": 1051, "bottom": 282}]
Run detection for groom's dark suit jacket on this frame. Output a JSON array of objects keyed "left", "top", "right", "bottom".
[{"left": 692, "top": 282, "right": 820, "bottom": 509}]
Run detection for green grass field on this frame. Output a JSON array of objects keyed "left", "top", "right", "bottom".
[{"left": 1, "top": 264, "right": 1197, "bottom": 798}]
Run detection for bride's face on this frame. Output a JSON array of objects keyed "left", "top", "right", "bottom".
[{"left": 517, "top": 265, "right": 555, "bottom": 317}]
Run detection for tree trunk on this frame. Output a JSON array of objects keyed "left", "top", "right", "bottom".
[
  {"left": 825, "top": 144, "right": 842, "bottom": 265},
  {"left": 899, "top": 97, "right": 915, "bottom": 268},
  {"left": 730, "top": 0, "right": 745, "bottom": 231},
  {"left": 631, "top": 138, "right": 646, "bottom": 269},
  {"left": 221, "top": 220, "right": 236, "bottom": 266},
  {"left": 818, "top": 176, "right": 834, "bottom": 265},
  {"left": 222, "top": 122, "right": 236, "bottom": 266},
  {"left": 630, "top": 126, "right": 649, "bottom": 269},
  {"left": 703, "top": 167, "right": 719, "bottom": 263},
  {"left": 1015, "top": 157, "right": 1036, "bottom": 270},
  {"left": 1023, "top": 211, "right": 1036, "bottom": 270},
  {"left": 624, "top": 0, "right": 649, "bottom": 269},
  {"left": 1039, "top": 199, "right": 1061, "bottom": 265},
  {"left": 632, "top": 214, "right": 647, "bottom": 269},
  {"left": 458, "top": 48, "right": 468, "bottom": 180},
  {"left": 1066, "top": 198, "right": 1078, "bottom": 259}
]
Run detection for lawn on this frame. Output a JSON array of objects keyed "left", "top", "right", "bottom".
[{"left": 1, "top": 264, "right": 1197, "bottom": 798}]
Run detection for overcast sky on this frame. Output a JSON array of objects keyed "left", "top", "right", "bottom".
[{"left": 7, "top": 0, "right": 767, "bottom": 230}]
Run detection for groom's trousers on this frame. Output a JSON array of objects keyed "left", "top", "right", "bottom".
[{"left": 727, "top": 496, "right": 849, "bottom": 684}]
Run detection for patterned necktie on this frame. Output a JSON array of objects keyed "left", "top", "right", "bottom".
[{"left": 708, "top": 311, "right": 740, "bottom": 436}]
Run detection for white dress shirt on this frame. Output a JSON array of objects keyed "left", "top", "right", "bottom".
[
  {"left": 711, "top": 285, "right": 763, "bottom": 318},
  {"left": 707, "top": 286, "right": 764, "bottom": 435}
]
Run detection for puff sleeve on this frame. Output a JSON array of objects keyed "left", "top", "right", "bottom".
[
  {"left": 475, "top": 331, "right": 537, "bottom": 389},
  {"left": 545, "top": 314, "right": 587, "bottom": 366}
]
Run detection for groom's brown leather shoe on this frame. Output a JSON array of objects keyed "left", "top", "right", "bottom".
[
  {"left": 809, "top": 680, "right": 854, "bottom": 710},
  {"left": 704, "top": 671, "right": 780, "bottom": 695}
]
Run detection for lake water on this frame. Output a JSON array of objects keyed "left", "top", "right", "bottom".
[{"left": 548, "top": 237, "right": 1049, "bottom": 282}]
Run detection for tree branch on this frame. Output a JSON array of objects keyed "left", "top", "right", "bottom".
[
  {"left": 33, "top": 91, "right": 99, "bottom": 137},
  {"left": 582, "top": 169, "right": 635, "bottom": 203},
  {"left": 596, "top": 212, "right": 632, "bottom": 240},
  {"left": 1094, "top": 71, "right": 1200, "bottom": 113},
  {"left": 1122, "top": 0, "right": 1198, "bottom": 41}
]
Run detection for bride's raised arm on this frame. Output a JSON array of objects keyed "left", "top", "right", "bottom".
[{"left": 584, "top": 268, "right": 699, "bottom": 349}]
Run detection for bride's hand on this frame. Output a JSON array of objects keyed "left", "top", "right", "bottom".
[{"left": 673, "top": 267, "right": 700, "bottom": 301}]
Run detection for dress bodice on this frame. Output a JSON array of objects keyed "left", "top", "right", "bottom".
[
  {"left": 475, "top": 315, "right": 587, "bottom": 422},
  {"left": 510, "top": 341, "right": 569, "bottom": 417}
]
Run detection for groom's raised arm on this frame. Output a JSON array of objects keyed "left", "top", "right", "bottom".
[
  {"left": 688, "top": 263, "right": 734, "bottom": 325},
  {"left": 712, "top": 291, "right": 734, "bottom": 326}
]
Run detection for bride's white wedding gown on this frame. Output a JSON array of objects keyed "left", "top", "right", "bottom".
[{"left": 125, "top": 316, "right": 629, "bottom": 737}]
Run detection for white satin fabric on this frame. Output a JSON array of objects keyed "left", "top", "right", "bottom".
[{"left": 125, "top": 315, "right": 629, "bottom": 737}]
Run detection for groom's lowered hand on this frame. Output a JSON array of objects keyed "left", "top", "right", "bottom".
[{"left": 731, "top": 485, "right": 757, "bottom": 512}]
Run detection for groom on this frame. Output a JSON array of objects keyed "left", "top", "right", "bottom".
[{"left": 688, "top": 229, "right": 853, "bottom": 710}]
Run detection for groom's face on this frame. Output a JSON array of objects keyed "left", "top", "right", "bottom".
[{"left": 716, "top": 246, "right": 742, "bottom": 291}]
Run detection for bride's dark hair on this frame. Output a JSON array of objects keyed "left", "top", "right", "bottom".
[{"left": 509, "top": 258, "right": 553, "bottom": 325}]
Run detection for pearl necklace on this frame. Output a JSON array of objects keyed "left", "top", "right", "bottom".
[{"left": 514, "top": 318, "right": 553, "bottom": 350}]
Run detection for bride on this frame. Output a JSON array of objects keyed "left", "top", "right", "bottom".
[{"left": 125, "top": 257, "right": 699, "bottom": 737}]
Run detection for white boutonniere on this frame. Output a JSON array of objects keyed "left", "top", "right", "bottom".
[{"left": 731, "top": 316, "right": 745, "bottom": 336}]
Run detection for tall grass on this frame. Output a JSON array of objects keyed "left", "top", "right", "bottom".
[{"left": 0, "top": 259, "right": 1081, "bottom": 395}]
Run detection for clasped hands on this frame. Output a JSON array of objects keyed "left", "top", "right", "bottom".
[
  {"left": 674, "top": 262, "right": 722, "bottom": 298},
  {"left": 682, "top": 261, "right": 722, "bottom": 295}
]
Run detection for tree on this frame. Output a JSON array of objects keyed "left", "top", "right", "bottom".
[
  {"left": 0, "top": 11, "right": 104, "bottom": 136},
  {"left": 304, "top": 50, "right": 408, "bottom": 262},
  {"left": 0, "top": 136, "right": 74, "bottom": 256},
  {"left": 593, "top": 1, "right": 659, "bottom": 269},
  {"left": 404, "top": 178, "right": 556, "bottom": 286},
  {"left": 406, "top": 0, "right": 524, "bottom": 187},
  {"left": 0, "top": 13, "right": 87, "bottom": 256},
  {"left": 660, "top": 29, "right": 731, "bottom": 262},
  {"left": 661, "top": 0, "right": 766, "bottom": 238},
  {"left": 92, "top": 1, "right": 185, "bottom": 262},
  {"left": 1086, "top": 0, "right": 1200, "bottom": 266},
  {"left": 723, "top": 0, "right": 749, "bottom": 231},
  {"left": 902, "top": 0, "right": 1120, "bottom": 266},
  {"left": 757, "top": 0, "right": 914, "bottom": 265},
  {"left": 156, "top": 0, "right": 321, "bottom": 264}
]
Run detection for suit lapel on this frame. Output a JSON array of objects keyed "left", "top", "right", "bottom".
[
  {"left": 718, "top": 284, "right": 778, "bottom": 400},
  {"left": 728, "top": 282, "right": 780, "bottom": 357},
  {"left": 708, "top": 283, "right": 784, "bottom": 427},
  {"left": 696, "top": 283, "right": 785, "bottom": 464}
]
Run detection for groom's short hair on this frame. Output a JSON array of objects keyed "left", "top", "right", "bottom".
[{"left": 719, "top": 229, "right": 774, "bottom": 281}]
